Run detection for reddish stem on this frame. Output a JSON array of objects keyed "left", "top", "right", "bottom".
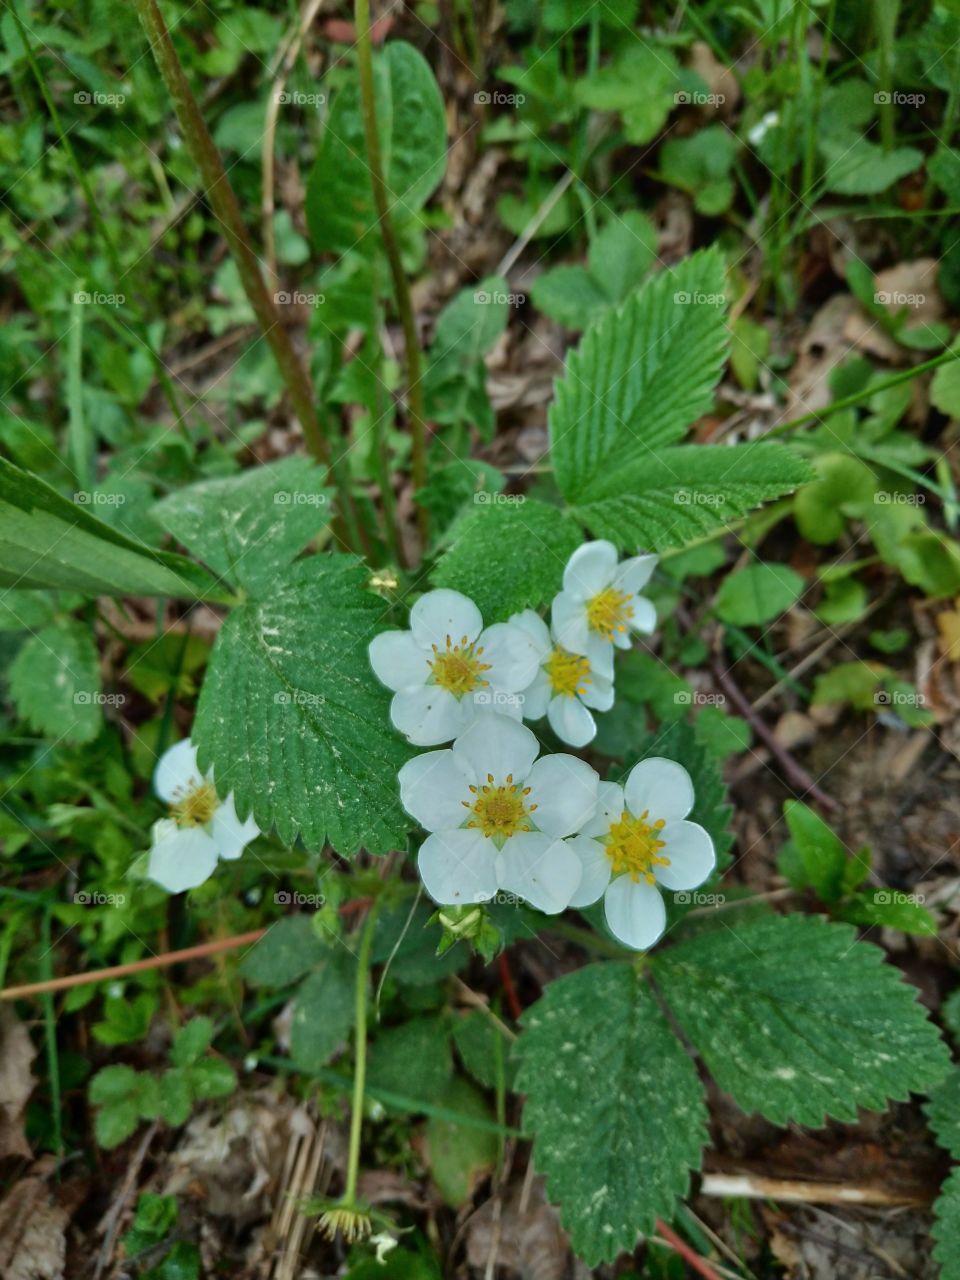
[
  {"left": 654, "top": 1219, "right": 722, "bottom": 1280},
  {"left": 498, "top": 952, "right": 523, "bottom": 1020}
]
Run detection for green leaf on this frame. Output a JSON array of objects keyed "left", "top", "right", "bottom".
[
  {"left": 171, "top": 1018, "right": 214, "bottom": 1068},
  {"left": 193, "top": 554, "right": 412, "bottom": 854},
  {"left": 0, "top": 457, "right": 223, "bottom": 600},
  {"left": 933, "top": 1168, "right": 960, "bottom": 1280},
  {"left": 92, "top": 993, "right": 156, "bottom": 1046},
  {"left": 549, "top": 248, "right": 729, "bottom": 502},
  {"left": 8, "top": 619, "right": 102, "bottom": 744},
  {"left": 925, "top": 1067, "right": 960, "bottom": 1159},
  {"left": 425, "top": 1078, "right": 499, "bottom": 1205},
  {"left": 574, "top": 43, "right": 680, "bottom": 143},
  {"left": 793, "top": 452, "right": 876, "bottom": 545},
  {"left": 290, "top": 951, "right": 357, "bottom": 1069},
  {"left": 152, "top": 459, "right": 331, "bottom": 592},
  {"left": 367, "top": 1017, "right": 453, "bottom": 1109},
  {"left": 0, "top": 589, "right": 55, "bottom": 632},
  {"left": 240, "top": 915, "right": 328, "bottom": 987},
  {"left": 838, "top": 888, "right": 938, "bottom": 936},
  {"left": 452, "top": 1011, "right": 516, "bottom": 1090},
  {"left": 186, "top": 1058, "right": 237, "bottom": 1100},
  {"left": 306, "top": 42, "right": 445, "bottom": 256},
  {"left": 714, "top": 562, "right": 805, "bottom": 626},
  {"left": 515, "top": 964, "right": 709, "bottom": 1264},
  {"left": 820, "top": 135, "right": 922, "bottom": 195},
  {"left": 570, "top": 444, "right": 812, "bottom": 551},
  {"left": 532, "top": 213, "right": 657, "bottom": 330},
  {"left": 433, "top": 498, "right": 582, "bottom": 622},
  {"left": 654, "top": 915, "right": 950, "bottom": 1127},
  {"left": 158, "top": 1069, "right": 193, "bottom": 1127},
  {"left": 89, "top": 1064, "right": 141, "bottom": 1106},
  {"left": 95, "top": 1099, "right": 142, "bottom": 1149},
  {"left": 811, "top": 660, "right": 885, "bottom": 710},
  {"left": 931, "top": 350, "right": 960, "bottom": 418},
  {"left": 782, "top": 801, "right": 847, "bottom": 901},
  {"left": 531, "top": 266, "right": 610, "bottom": 330}
]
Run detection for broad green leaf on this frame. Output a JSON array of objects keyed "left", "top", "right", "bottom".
[
  {"left": 367, "top": 1017, "right": 453, "bottom": 1109},
  {"left": 291, "top": 951, "right": 357, "bottom": 1069},
  {"left": 570, "top": 444, "right": 812, "bottom": 552},
  {"left": 515, "top": 964, "right": 709, "bottom": 1264},
  {"left": 306, "top": 41, "right": 446, "bottom": 256},
  {"left": 371, "top": 902, "right": 465, "bottom": 985},
  {"left": 531, "top": 266, "right": 609, "bottom": 330},
  {"left": 933, "top": 1168, "right": 960, "bottom": 1280},
  {"left": 654, "top": 915, "right": 950, "bottom": 1127},
  {"left": 838, "top": 888, "right": 938, "bottom": 936},
  {"left": 793, "top": 452, "right": 876, "bottom": 544},
  {"left": 433, "top": 498, "right": 582, "bottom": 622},
  {"left": 193, "top": 554, "right": 412, "bottom": 854},
  {"left": 0, "top": 457, "right": 223, "bottom": 600},
  {"left": 186, "top": 1058, "right": 237, "bottom": 1099},
  {"left": 89, "top": 1064, "right": 142, "bottom": 1106},
  {"left": 812, "top": 660, "right": 885, "bottom": 710},
  {"left": 574, "top": 43, "right": 680, "bottom": 143},
  {"left": 820, "top": 135, "right": 922, "bottom": 195},
  {"left": 94, "top": 1100, "right": 141, "bottom": 1148},
  {"left": 240, "top": 915, "right": 327, "bottom": 987},
  {"left": 549, "top": 249, "right": 730, "bottom": 502},
  {"left": 152, "top": 458, "right": 331, "bottom": 592},
  {"left": 425, "top": 1078, "right": 499, "bottom": 1205},
  {"left": 423, "top": 277, "right": 508, "bottom": 433},
  {"left": 532, "top": 213, "right": 657, "bottom": 330},
  {"left": 158, "top": 1068, "right": 193, "bottom": 1126},
  {"left": 171, "top": 1018, "right": 215, "bottom": 1068},
  {"left": 931, "top": 351, "right": 960, "bottom": 418},
  {"left": 0, "top": 589, "right": 55, "bottom": 632},
  {"left": 452, "top": 1011, "right": 516, "bottom": 1090},
  {"left": 8, "top": 619, "right": 102, "bottom": 744},
  {"left": 714, "top": 562, "right": 805, "bottom": 627},
  {"left": 658, "top": 126, "right": 737, "bottom": 215},
  {"left": 782, "top": 801, "right": 847, "bottom": 901}
]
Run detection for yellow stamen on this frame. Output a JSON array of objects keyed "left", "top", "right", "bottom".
[
  {"left": 429, "top": 634, "right": 491, "bottom": 697},
  {"left": 463, "top": 778, "right": 535, "bottom": 841},
  {"left": 586, "top": 587, "right": 633, "bottom": 641},
  {"left": 604, "top": 808, "right": 670, "bottom": 884},
  {"left": 545, "top": 647, "right": 591, "bottom": 698},
  {"left": 171, "top": 781, "right": 218, "bottom": 828}
]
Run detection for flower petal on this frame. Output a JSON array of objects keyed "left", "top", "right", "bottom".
[
  {"left": 495, "top": 831, "right": 582, "bottom": 914},
  {"left": 563, "top": 540, "right": 618, "bottom": 598},
  {"left": 410, "top": 589, "right": 482, "bottom": 650},
  {"left": 584, "top": 633, "right": 615, "bottom": 678},
  {"left": 551, "top": 591, "right": 590, "bottom": 656},
  {"left": 519, "top": 669, "right": 552, "bottom": 720},
  {"left": 391, "top": 685, "right": 468, "bottom": 747},
  {"left": 626, "top": 595, "right": 657, "bottom": 636},
  {"left": 525, "top": 753, "right": 599, "bottom": 837},
  {"left": 452, "top": 713, "right": 539, "bottom": 783},
  {"left": 564, "top": 834, "right": 612, "bottom": 907},
  {"left": 580, "top": 671, "right": 614, "bottom": 712},
  {"left": 604, "top": 875, "right": 667, "bottom": 950},
  {"left": 546, "top": 695, "right": 596, "bottom": 748},
  {"left": 508, "top": 608, "right": 551, "bottom": 656},
  {"left": 480, "top": 622, "right": 541, "bottom": 693},
  {"left": 398, "top": 750, "right": 473, "bottom": 829},
  {"left": 580, "top": 780, "right": 624, "bottom": 838},
  {"left": 147, "top": 820, "right": 219, "bottom": 893},
  {"left": 614, "top": 553, "right": 658, "bottom": 597},
  {"left": 624, "top": 757, "right": 694, "bottom": 822},
  {"left": 368, "top": 631, "right": 428, "bottom": 691},
  {"left": 212, "top": 796, "right": 259, "bottom": 860},
  {"left": 154, "top": 739, "right": 203, "bottom": 803},
  {"left": 418, "top": 828, "right": 497, "bottom": 905},
  {"left": 656, "top": 821, "right": 716, "bottom": 890}
]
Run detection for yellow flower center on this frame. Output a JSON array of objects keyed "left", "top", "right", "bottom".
[
  {"left": 586, "top": 587, "right": 633, "bottom": 641},
  {"left": 545, "top": 647, "right": 591, "bottom": 698},
  {"left": 429, "top": 634, "right": 491, "bottom": 697},
  {"left": 463, "top": 773, "right": 536, "bottom": 842},
  {"left": 171, "top": 781, "right": 219, "bottom": 828},
  {"left": 604, "top": 808, "right": 670, "bottom": 884}
]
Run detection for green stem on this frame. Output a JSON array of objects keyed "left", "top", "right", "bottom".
[
  {"left": 132, "top": 0, "right": 365, "bottom": 552},
  {"left": 344, "top": 900, "right": 381, "bottom": 1207},
  {"left": 41, "top": 908, "right": 63, "bottom": 1158},
  {"left": 354, "top": 0, "right": 429, "bottom": 549}
]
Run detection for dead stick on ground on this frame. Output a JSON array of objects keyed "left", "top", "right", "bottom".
[{"left": 700, "top": 1172, "right": 931, "bottom": 1208}]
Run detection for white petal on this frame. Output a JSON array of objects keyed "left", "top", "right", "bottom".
[
  {"left": 452, "top": 713, "right": 539, "bottom": 783},
  {"left": 612, "top": 627, "right": 633, "bottom": 650},
  {"left": 604, "top": 875, "right": 667, "bottom": 950},
  {"left": 212, "top": 796, "right": 259, "bottom": 860},
  {"left": 519, "top": 669, "right": 552, "bottom": 720},
  {"left": 624, "top": 757, "right": 695, "bottom": 822},
  {"left": 656, "top": 821, "right": 716, "bottom": 890},
  {"left": 481, "top": 622, "right": 541, "bottom": 693},
  {"left": 464, "top": 689, "right": 524, "bottom": 721},
  {"left": 565, "top": 834, "right": 612, "bottom": 907},
  {"left": 581, "top": 780, "right": 624, "bottom": 837},
  {"left": 626, "top": 595, "right": 657, "bottom": 636},
  {"left": 546, "top": 695, "right": 596, "bottom": 747},
  {"left": 410, "top": 589, "right": 482, "bottom": 650},
  {"left": 580, "top": 671, "right": 614, "bottom": 712},
  {"left": 368, "top": 631, "right": 428, "bottom": 691},
  {"left": 614, "top": 553, "right": 658, "bottom": 597},
  {"left": 154, "top": 739, "right": 203, "bottom": 803},
  {"left": 147, "top": 820, "right": 219, "bottom": 893},
  {"left": 562, "top": 540, "right": 618, "bottom": 598},
  {"left": 551, "top": 592, "right": 590, "bottom": 656},
  {"left": 418, "top": 828, "right": 497, "bottom": 905},
  {"left": 391, "top": 685, "right": 468, "bottom": 747},
  {"left": 508, "top": 609, "right": 551, "bottom": 656},
  {"left": 525, "top": 753, "right": 599, "bottom": 837},
  {"left": 495, "top": 831, "right": 582, "bottom": 915},
  {"left": 398, "top": 750, "right": 473, "bottom": 830},
  {"left": 585, "top": 633, "right": 615, "bottom": 678}
]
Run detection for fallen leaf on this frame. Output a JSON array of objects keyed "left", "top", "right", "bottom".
[{"left": 0, "top": 1007, "right": 36, "bottom": 1160}]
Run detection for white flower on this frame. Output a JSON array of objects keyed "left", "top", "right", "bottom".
[
  {"left": 147, "top": 740, "right": 259, "bottom": 893},
  {"left": 747, "top": 110, "right": 780, "bottom": 147},
  {"left": 565, "top": 758, "right": 715, "bottom": 950},
  {"left": 398, "top": 714, "right": 598, "bottom": 915},
  {"left": 369, "top": 588, "right": 540, "bottom": 747},
  {"left": 509, "top": 609, "right": 613, "bottom": 748},
  {"left": 551, "top": 541, "right": 657, "bottom": 678}
]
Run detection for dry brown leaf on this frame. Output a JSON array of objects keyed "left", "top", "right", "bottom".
[
  {"left": 0, "top": 1175, "right": 68, "bottom": 1280},
  {"left": 0, "top": 1006, "right": 36, "bottom": 1160},
  {"left": 466, "top": 1179, "right": 568, "bottom": 1280},
  {"left": 873, "top": 257, "right": 944, "bottom": 328},
  {"left": 688, "top": 41, "right": 740, "bottom": 117}
]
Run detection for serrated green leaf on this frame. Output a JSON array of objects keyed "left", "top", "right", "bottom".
[
  {"left": 89, "top": 1064, "right": 141, "bottom": 1105},
  {"left": 515, "top": 964, "right": 709, "bottom": 1264},
  {"left": 0, "top": 457, "right": 223, "bottom": 600},
  {"left": 570, "top": 444, "right": 812, "bottom": 551},
  {"left": 306, "top": 42, "right": 445, "bottom": 256},
  {"left": 549, "top": 249, "right": 729, "bottom": 503},
  {"left": 158, "top": 1068, "right": 193, "bottom": 1127},
  {"left": 8, "top": 619, "right": 102, "bottom": 744},
  {"left": 186, "top": 1058, "right": 237, "bottom": 1099},
  {"left": 782, "top": 800, "right": 847, "bottom": 901},
  {"left": 152, "top": 459, "right": 331, "bottom": 592},
  {"left": 290, "top": 950, "right": 357, "bottom": 1069},
  {"left": 240, "top": 915, "right": 327, "bottom": 987},
  {"left": 838, "top": 888, "right": 938, "bottom": 936},
  {"left": 367, "top": 1017, "right": 452, "bottom": 1109},
  {"left": 931, "top": 351, "right": 960, "bottom": 418},
  {"left": 654, "top": 915, "right": 950, "bottom": 1127},
  {"left": 452, "top": 1011, "right": 516, "bottom": 1090},
  {"left": 171, "top": 1018, "right": 214, "bottom": 1068},
  {"left": 531, "top": 266, "right": 610, "bottom": 330},
  {"left": 820, "top": 135, "right": 922, "bottom": 195},
  {"left": 715, "top": 562, "right": 805, "bottom": 626},
  {"left": 433, "top": 498, "right": 581, "bottom": 621},
  {"left": 193, "top": 554, "right": 412, "bottom": 854},
  {"left": 0, "top": 589, "right": 55, "bottom": 632},
  {"left": 925, "top": 1066, "right": 960, "bottom": 1159},
  {"left": 933, "top": 1168, "right": 960, "bottom": 1279},
  {"left": 95, "top": 1099, "right": 141, "bottom": 1148}
]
